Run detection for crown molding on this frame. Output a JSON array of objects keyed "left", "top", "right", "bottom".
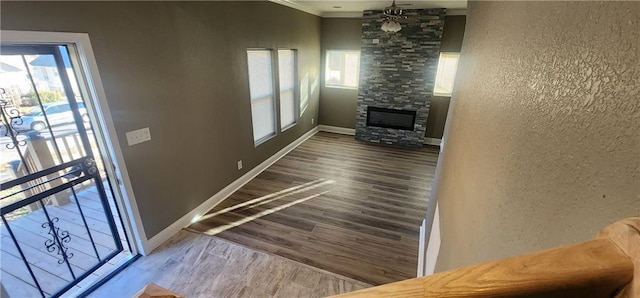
[
  {"left": 322, "top": 11, "right": 365, "bottom": 18},
  {"left": 270, "top": 0, "right": 466, "bottom": 18},
  {"left": 324, "top": 9, "right": 466, "bottom": 18},
  {"left": 269, "top": 0, "right": 322, "bottom": 17}
]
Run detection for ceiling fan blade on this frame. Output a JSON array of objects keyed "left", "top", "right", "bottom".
[{"left": 361, "top": 16, "right": 417, "bottom": 20}]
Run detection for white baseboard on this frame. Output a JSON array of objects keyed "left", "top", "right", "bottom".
[
  {"left": 144, "top": 126, "right": 320, "bottom": 254},
  {"left": 424, "top": 137, "right": 442, "bottom": 146},
  {"left": 417, "top": 219, "right": 427, "bottom": 277},
  {"left": 318, "top": 125, "right": 355, "bottom": 135},
  {"left": 318, "top": 126, "right": 441, "bottom": 148},
  {"left": 418, "top": 203, "right": 441, "bottom": 276}
]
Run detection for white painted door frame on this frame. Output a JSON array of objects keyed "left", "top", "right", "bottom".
[{"left": 1, "top": 30, "right": 151, "bottom": 255}]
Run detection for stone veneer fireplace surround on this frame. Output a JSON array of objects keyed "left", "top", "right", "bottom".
[{"left": 355, "top": 8, "right": 446, "bottom": 148}]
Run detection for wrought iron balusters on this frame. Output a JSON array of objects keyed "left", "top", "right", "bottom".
[
  {"left": 0, "top": 93, "right": 27, "bottom": 150},
  {"left": 41, "top": 217, "right": 74, "bottom": 264}
]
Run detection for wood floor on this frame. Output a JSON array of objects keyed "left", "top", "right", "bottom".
[
  {"left": 189, "top": 132, "right": 439, "bottom": 285},
  {"left": 90, "top": 230, "right": 371, "bottom": 298}
]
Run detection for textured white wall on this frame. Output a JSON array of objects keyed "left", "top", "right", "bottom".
[{"left": 435, "top": 1, "right": 640, "bottom": 271}]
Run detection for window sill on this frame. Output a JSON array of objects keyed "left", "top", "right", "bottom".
[
  {"left": 325, "top": 85, "right": 358, "bottom": 91},
  {"left": 281, "top": 122, "right": 297, "bottom": 133},
  {"left": 254, "top": 133, "right": 276, "bottom": 147}
]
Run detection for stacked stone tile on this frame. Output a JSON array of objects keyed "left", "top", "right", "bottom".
[{"left": 355, "top": 8, "right": 445, "bottom": 148}]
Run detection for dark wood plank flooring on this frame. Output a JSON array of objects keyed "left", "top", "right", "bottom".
[{"left": 188, "top": 132, "right": 439, "bottom": 285}]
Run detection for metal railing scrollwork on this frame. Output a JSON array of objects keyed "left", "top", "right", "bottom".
[
  {"left": 0, "top": 91, "right": 27, "bottom": 150},
  {"left": 42, "top": 217, "right": 74, "bottom": 265}
]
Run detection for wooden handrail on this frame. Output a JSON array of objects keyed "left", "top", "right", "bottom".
[
  {"left": 332, "top": 218, "right": 640, "bottom": 298},
  {"left": 597, "top": 218, "right": 640, "bottom": 298}
]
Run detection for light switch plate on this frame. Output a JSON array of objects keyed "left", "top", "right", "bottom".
[{"left": 126, "top": 127, "right": 151, "bottom": 146}]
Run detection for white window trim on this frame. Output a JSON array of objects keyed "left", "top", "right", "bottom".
[
  {"left": 324, "top": 84, "right": 359, "bottom": 91},
  {"left": 254, "top": 132, "right": 277, "bottom": 146},
  {"left": 1, "top": 30, "right": 148, "bottom": 255},
  {"left": 246, "top": 48, "right": 302, "bottom": 144},
  {"left": 281, "top": 122, "right": 297, "bottom": 132}
]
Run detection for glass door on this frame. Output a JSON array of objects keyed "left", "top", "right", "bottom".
[{"left": 1, "top": 45, "right": 132, "bottom": 297}]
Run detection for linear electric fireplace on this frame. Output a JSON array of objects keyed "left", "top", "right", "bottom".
[{"left": 366, "top": 107, "right": 417, "bottom": 131}]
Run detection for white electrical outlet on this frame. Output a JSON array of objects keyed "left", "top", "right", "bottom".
[
  {"left": 311, "top": 118, "right": 314, "bottom": 124},
  {"left": 125, "top": 127, "right": 151, "bottom": 146},
  {"left": 237, "top": 160, "right": 243, "bottom": 170}
]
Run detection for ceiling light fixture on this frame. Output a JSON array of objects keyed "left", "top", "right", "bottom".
[
  {"left": 381, "top": 20, "right": 402, "bottom": 33},
  {"left": 381, "top": 0, "right": 406, "bottom": 33}
]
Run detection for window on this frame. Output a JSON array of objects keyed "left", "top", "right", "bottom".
[
  {"left": 433, "top": 52, "right": 460, "bottom": 97},
  {"left": 247, "top": 49, "right": 301, "bottom": 145},
  {"left": 325, "top": 50, "right": 360, "bottom": 89},
  {"left": 278, "top": 49, "right": 297, "bottom": 130},
  {"left": 247, "top": 49, "right": 276, "bottom": 143}
]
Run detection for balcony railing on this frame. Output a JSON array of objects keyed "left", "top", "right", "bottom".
[{"left": 1, "top": 130, "right": 129, "bottom": 298}]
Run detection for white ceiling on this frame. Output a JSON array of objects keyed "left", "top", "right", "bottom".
[{"left": 270, "top": 0, "right": 468, "bottom": 17}]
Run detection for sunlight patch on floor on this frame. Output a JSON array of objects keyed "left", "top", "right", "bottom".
[
  {"left": 198, "top": 179, "right": 333, "bottom": 222},
  {"left": 197, "top": 179, "right": 335, "bottom": 235}
]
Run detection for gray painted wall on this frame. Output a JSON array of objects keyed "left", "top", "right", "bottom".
[
  {"left": 1, "top": 1, "right": 321, "bottom": 238},
  {"left": 318, "top": 16, "right": 466, "bottom": 140},
  {"left": 319, "top": 18, "right": 363, "bottom": 129},
  {"left": 434, "top": 1, "right": 640, "bottom": 271},
  {"left": 424, "top": 96, "right": 451, "bottom": 139},
  {"left": 439, "top": 15, "right": 466, "bottom": 53}
]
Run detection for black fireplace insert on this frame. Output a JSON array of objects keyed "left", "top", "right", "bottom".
[{"left": 366, "top": 106, "right": 416, "bottom": 130}]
